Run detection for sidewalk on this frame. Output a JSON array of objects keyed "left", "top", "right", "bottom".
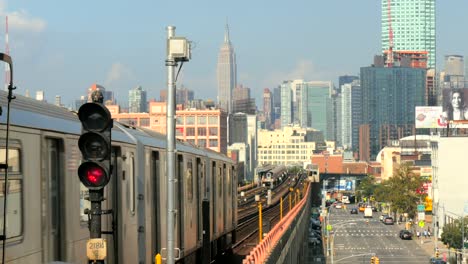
[{"left": 414, "top": 235, "right": 443, "bottom": 257}]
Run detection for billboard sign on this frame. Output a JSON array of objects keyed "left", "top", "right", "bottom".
[
  {"left": 415, "top": 106, "right": 445, "bottom": 128},
  {"left": 441, "top": 88, "right": 468, "bottom": 127}
]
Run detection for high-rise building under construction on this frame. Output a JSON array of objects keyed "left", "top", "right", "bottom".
[{"left": 381, "top": 0, "right": 436, "bottom": 69}]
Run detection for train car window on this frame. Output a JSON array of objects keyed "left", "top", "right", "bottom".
[
  {"left": 0, "top": 148, "right": 20, "bottom": 172},
  {"left": 227, "top": 166, "right": 231, "bottom": 196},
  {"left": 186, "top": 161, "right": 193, "bottom": 202},
  {"left": 130, "top": 153, "right": 135, "bottom": 214},
  {"left": 0, "top": 145, "right": 22, "bottom": 239},
  {"left": 0, "top": 179, "right": 22, "bottom": 238},
  {"left": 218, "top": 167, "right": 222, "bottom": 198}
]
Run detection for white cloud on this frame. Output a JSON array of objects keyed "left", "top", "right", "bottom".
[
  {"left": 104, "top": 62, "right": 135, "bottom": 86},
  {"left": 261, "top": 60, "right": 334, "bottom": 88},
  {"left": 7, "top": 10, "right": 46, "bottom": 33},
  {"left": 284, "top": 60, "right": 315, "bottom": 80},
  {"left": 0, "top": 0, "right": 47, "bottom": 34}
]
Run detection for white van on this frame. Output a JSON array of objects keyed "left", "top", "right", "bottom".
[
  {"left": 364, "top": 207, "right": 373, "bottom": 218},
  {"left": 342, "top": 196, "right": 350, "bottom": 204}
]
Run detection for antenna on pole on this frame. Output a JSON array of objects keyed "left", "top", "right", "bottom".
[
  {"left": 4, "top": 16, "right": 9, "bottom": 91},
  {"left": 386, "top": 0, "right": 394, "bottom": 67}
]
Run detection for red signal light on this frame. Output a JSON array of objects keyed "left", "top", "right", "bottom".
[
  {"left": 86, "top": 166, "right": 104, "bottom": 184},
  {"left": 78, "top": 162, "right": 109, "bottom": 190}
]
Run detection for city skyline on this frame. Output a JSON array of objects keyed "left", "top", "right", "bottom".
[{"left": 1, "top": 0, "right": 468, "bottom": 106}]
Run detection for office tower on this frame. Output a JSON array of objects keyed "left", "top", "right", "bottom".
[
  {"left": 272, "top": 86, "right": 281, "bottom": 127},
  {"left": 36, "top": 90, "right": 45, "bottom": 102},
  {"left": 299, "top": 81, "right": 333, "bottom": 140},
  {"left": 360, "top": 64, "right": 426, "bottom": 160},
  {"left": 217, "top": 24, "right": 237, "bottom": 114},
  {"left": 55, "top": 95, "right": 62, "bottom": 107},
  {"left": 280, "top": 81, "right": 294, "bottom": 128},
  {"left": 280, "top": 80, "right": 333, "bottom": 139},
  {"left": 381, "top": 0, "right": 436, "bottom": 69},
  {"left": 87, "top": 83, "right": 114, "bottom": 104},
  {"left": 129, "top": 85, "right": 147, "bottom": 113},
  {"left": 338, "top": 75, "right": 359, "bottom": 93},
  {"left": 229, "top": 112, "right": 248, "bottom": 144},
  {"left": 232, "top": 85, "right": 256, "bottom": 114},
  {"left": 440, "top": 55, "right": 465, "bottom": 89},
  {"left": 263, "top": 88, "right": 273, "bottom": 130},
  {"left": 75, "top": 96, "right": 87, "bottom": 111},
  {"left": 176, "top": 86, "right": 194, "bottom": 106},
  {"left": 341, "top": 80, "right": 362, "bottom": 151}
]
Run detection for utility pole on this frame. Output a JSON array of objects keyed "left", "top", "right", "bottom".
[{"left": 165, "top": 26, "right": 191, "bottom": 264}]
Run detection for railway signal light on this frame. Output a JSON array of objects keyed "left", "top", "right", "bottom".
[{"left": 77, "top": 96, "right": 112, "bottom": 190}]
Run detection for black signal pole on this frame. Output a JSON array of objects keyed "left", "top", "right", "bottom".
[{"left": 89, "top": 190, "right": 104, "bottom": 239}]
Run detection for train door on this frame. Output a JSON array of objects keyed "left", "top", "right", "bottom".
[
  {"left": 107, "top": 146, "right": 122, "bottom": 264},
  {"left": 44, "top": 138, "right": 65, "bottom": 261},
  {"left": 151, "top": 151, "right": 160, "bottom": 257},
  {"left": 176, "top": 155, "right": 183, "bottom": 252},
  {"left": 211, "top": 161, "right": 217, "bottom": 237},
  {"left": 196, "top": 158, "right": 203, "bottom": 243}
]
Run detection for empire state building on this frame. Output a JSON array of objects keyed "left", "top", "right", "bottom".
[{"left": 217, "top": 24, "right": 237, "bottom": 114}]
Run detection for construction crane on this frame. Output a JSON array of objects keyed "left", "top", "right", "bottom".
[{"left": 386, "top": 0, "right": 394, "bottom": 67}]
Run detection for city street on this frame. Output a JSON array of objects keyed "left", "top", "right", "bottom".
[{"left": 327, "top": 205, "right": 432, "bottom": 263}]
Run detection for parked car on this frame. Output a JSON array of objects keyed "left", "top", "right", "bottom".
[
  {"left": 399, "top": 230, "right": 412, "bottom": 240},
  {"left": 350, "top": 208, "right": 358, "bottom": 214},
  {"left": 383, "top": 217, "right": 394, "bottom": 225}
]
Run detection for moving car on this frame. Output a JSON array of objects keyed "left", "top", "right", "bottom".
[
  {"left": 350, "top": 208, "right": 358, "bottom": 214},
  {"left": 342, "top": 196, "right": 350, "bottom": 204},
  {"left": 359, "top": 204, "right": 366, "bottom": 212},
  {"left": 383, "top": 216, "right": 394, "bottom": 225},
  {"left": 335, "top": 202, "right": 343, "bottom": 209},
  {"left": 429, "top": 257, "right": 447, "bottom": 264},
  {"left": 399, "top": 230, "right": 412, "bottom": 240},
  {"left": 379, "top": 214, "right": 389, "bottom": 222}
]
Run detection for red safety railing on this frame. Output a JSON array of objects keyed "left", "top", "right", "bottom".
[{"left": 242, "top": 184, "right": 311, "bottom": 264}]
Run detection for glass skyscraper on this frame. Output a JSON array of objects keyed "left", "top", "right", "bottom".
[
  {"left": 360, "top": 66, "right": 426, "bottom": 160},
  {"left": 381, "top": 0, "right": 436, "bottom": 69},
  {"left": 129, "top": 86, "right": 147, "bottom": 113}
]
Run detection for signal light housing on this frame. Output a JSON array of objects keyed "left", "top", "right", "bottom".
[{"left": 77, "top": 101, "right": 112, "bottom": 190}]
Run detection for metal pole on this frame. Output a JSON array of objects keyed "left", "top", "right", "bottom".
[
  {"left": 166, "top": 25, "right": 177, "bottom": 264},
  {"left": 280, "top": 197, "right": 283, "bottom": 220},
  {"left": 258, "top": 202, "right": 263, "bottom": 243}
]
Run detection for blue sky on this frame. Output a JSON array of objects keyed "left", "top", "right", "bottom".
[{"left": 2, "top": 0, "right": 468, "bottom": 107}]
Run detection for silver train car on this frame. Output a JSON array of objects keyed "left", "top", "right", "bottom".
[{"left": 0, "top": 91, "right": 237, "bottom": 263}]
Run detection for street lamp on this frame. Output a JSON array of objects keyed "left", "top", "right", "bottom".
[{"left": 330, "top": 222, "right": 357, "bottom": 264}]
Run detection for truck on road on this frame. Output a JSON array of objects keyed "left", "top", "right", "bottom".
[{"left": 364, "top": 207, "right": 373, "bottom": 218}]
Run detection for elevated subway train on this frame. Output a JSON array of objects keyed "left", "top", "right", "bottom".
[
  {"left": 262, "top": 165, "right": 287, "bottom": 188},
  {"left": 0, "top": 92, "right": 237, "bottom": 263}
]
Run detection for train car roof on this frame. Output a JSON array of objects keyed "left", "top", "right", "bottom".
[{"left": 0, "top": 92, "right": 233, "bottom": 163}]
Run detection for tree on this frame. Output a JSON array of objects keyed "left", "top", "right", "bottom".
[
  {"left": 441, "top": 217, "right": 468, "bottom": 250},
  {"left": 355, "top": 175, "right": 377, "bottom": 202},
  {"left": 377, "top": 162, "right": 425, "bottom": 218}
]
